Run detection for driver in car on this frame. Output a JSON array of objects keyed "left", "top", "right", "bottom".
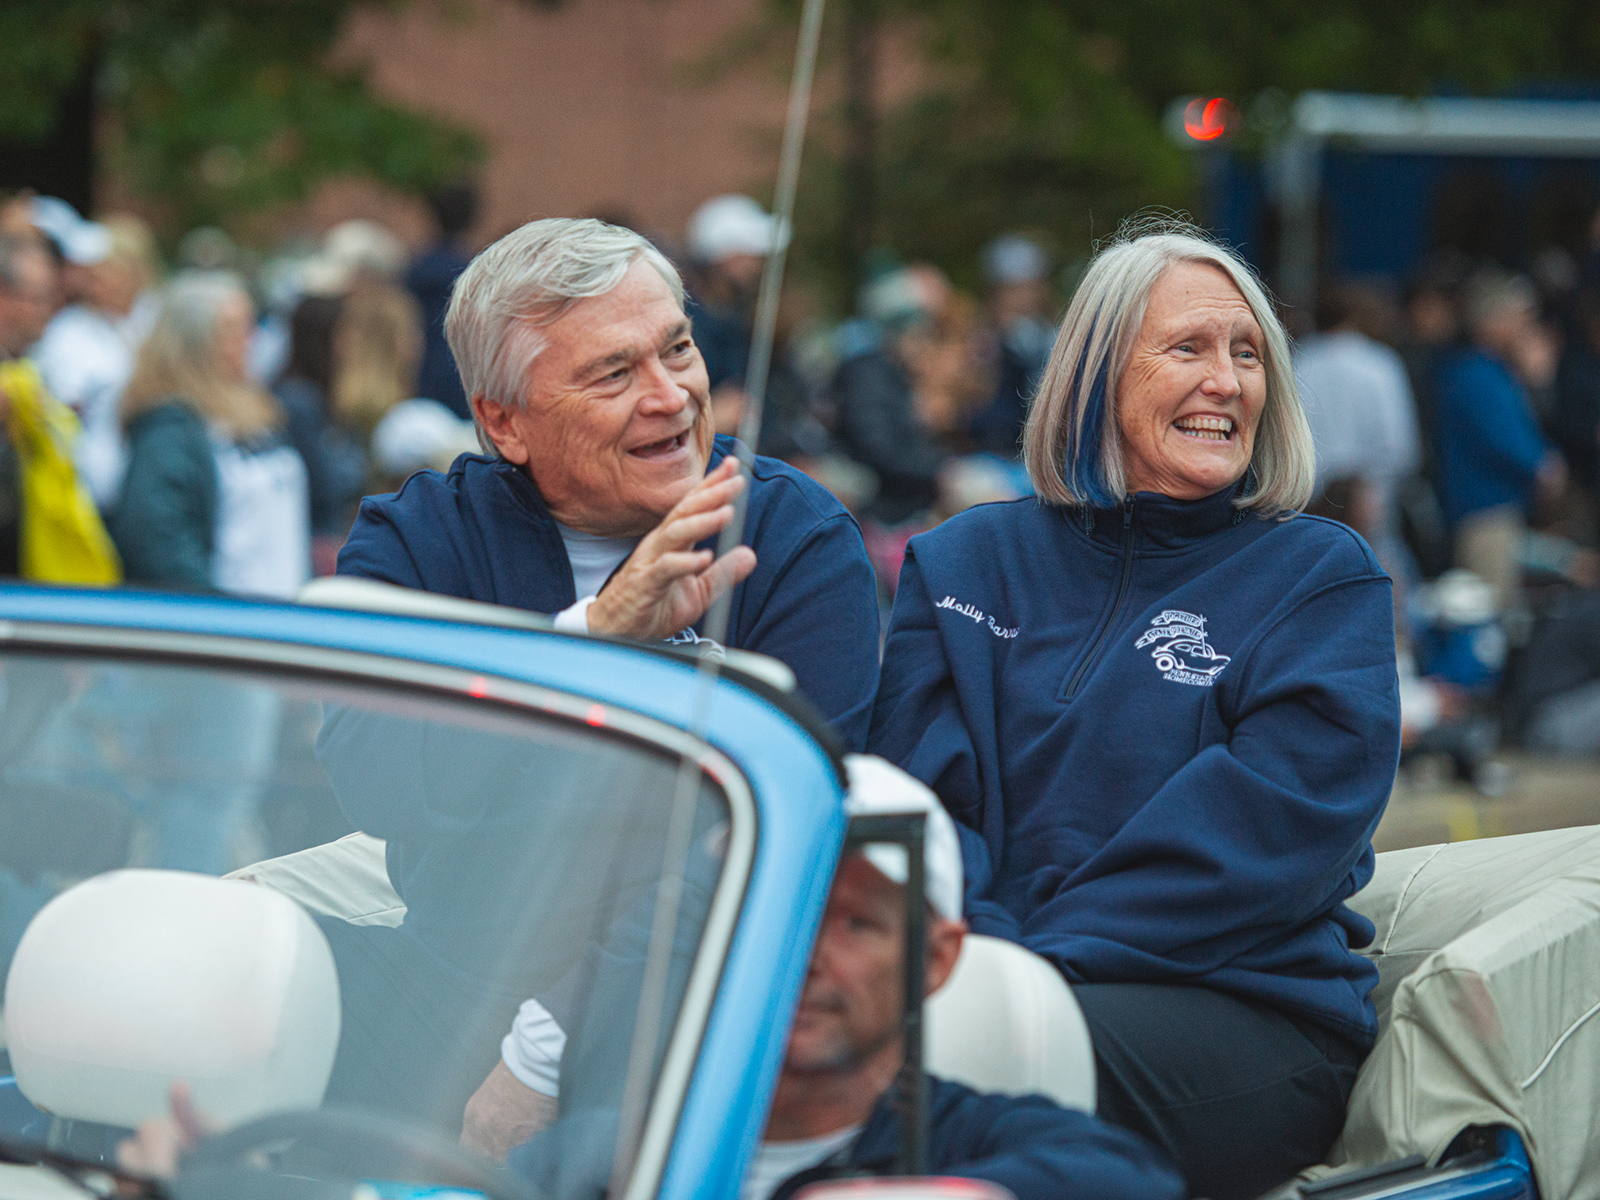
[
  {"left": 118, "top": 760, "right": 1182, "bottom": 1200},
  {"left": 336, "top": 217, "right": 881, "bottom": 750},
  {"left": 465, "top": 758, "right": 1185, "bottom": 1200}
]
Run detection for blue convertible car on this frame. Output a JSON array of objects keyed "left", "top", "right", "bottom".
[{"left": 0, "top": 581, "right": 1589, "bottom": 1200}]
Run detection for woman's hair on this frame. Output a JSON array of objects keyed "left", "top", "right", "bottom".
[
  {"left": 331, "top": 282, "right": 422, "bottom": 434},
  {"left": 121, "top": 271, "right": 281, "bottom": 436},
  {"left": 284, "top": 293, "right": 345, "bottom": 397},
  {"left": 445, "top": 217, "right": 683, "bottom": 446},
  {"left": 1022, "top": 217, "right": 1314, "bottom": 516},
  {"left": 101, "top": 215, "right": 161, "bottom": 290}
]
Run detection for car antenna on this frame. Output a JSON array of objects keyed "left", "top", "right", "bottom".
[
  {"left": 607, "top": 2, "right": 830, "bottom": 1196},
  {"left": 701, "top": 0, "right": 823, "bottom": 592}
]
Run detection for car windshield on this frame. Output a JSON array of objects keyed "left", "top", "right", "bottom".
[{"left": 0, "top": 649, "right": 737, "bottom": 1199}]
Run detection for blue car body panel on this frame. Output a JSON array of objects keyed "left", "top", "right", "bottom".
[
  {"left": 1368, "top": 1130, "right": 1538, "bottom": 1200},
  {"left": 0, "top": 584, "right": 846, "bottom": 1200},
  {"left": 0, "top": 586, "right": 1546, "bottom": 1200}
]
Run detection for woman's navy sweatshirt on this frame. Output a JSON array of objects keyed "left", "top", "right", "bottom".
[
  {"left": 337, "top": 435, "right": 881, "bottom": 748},
  {"left": 869, "top": 487, "right": 1399, "bottom": 1045}
]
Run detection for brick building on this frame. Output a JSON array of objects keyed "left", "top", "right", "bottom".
[{"left": 312, "top": 0, "right": 795, "bottom": 250}]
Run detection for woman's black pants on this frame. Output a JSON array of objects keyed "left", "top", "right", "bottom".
[{"left": 1073, "top": 983, "right": 1368, "bottom": 1200}]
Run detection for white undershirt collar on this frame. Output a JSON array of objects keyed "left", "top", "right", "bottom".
[{"left": 551, "top": 521, "right": 640, "bottom": 633}]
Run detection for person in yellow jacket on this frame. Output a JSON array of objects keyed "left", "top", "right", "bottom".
[{"left": 0, "top": 232, "right": 121, "bottom": 584}]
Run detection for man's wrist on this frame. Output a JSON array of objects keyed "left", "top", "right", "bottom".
[
  {"left": 585, "top": 589, "right": 643, "bottom": 638},
  {"left": 552, "top": 595, "right": 597, "bottom": 634}
]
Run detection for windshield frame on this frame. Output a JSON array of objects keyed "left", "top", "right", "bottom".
[{"left": 0, "top": 615, "right": 759, "bottom": 1200}]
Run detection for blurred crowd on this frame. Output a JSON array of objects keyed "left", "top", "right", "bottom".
[
  {"left": 9, "top": 183, "right": 1600, "bottom": 769},
  {"left": 670, "top": 195, "right": 1048, "bottom": 591},
  {"left": 0, "top": 186, "right": 485, "bottom": 596},
  {"left": 1295, "top": 218, "right": 1600, "bottom": 776},
  {"left": 0, "top": 186, "right": 1050, "bottom": 604}
]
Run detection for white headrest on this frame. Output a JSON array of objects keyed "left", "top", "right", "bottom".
[
  {"left": 3, "top": 870, "right": 341, "bottom": 1130},
  {"left": 925, "top": 934, "right": 1095, "bottom": 1113}
]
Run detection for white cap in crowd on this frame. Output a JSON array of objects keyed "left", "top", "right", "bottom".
[
  {"left": 372, "top": 398, "right": 480, "bottom": 478},
  {"left": 322, "top": 218, "right": 407, "bottom": 281},
  {"left": 31, "top": 196, "right": 111, "bottom": 265},
  {"left": 981, "top": 233, "right": 1048, "bottom": 286},
  {"left": 687, "top": 194, "right": 789, "bottom": 264},
  {"left": 859, "top": 265, "right": 946, "bottom": 331},
  {"left": 843, "top": 754, "right": 964, "bottom": 922}
]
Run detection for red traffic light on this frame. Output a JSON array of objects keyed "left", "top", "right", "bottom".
[{"left": 1183, "top": 97, "right": 1237, "bottom": 142}]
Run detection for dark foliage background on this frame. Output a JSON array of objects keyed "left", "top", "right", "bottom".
[
  {"left": 2, "top": 0, "right": 1597, "bottom": 299},
  {"left": 758, "top": 0, "right": 1600, "bottom": 305},
  {"left": 0, "top": 0, "right": 505, "bottom": 239}
]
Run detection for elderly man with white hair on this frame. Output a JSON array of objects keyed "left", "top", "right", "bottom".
[{"left": 337, "top": 218, "right": 880, "bottom": 745}]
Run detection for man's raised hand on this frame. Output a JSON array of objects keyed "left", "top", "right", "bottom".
[{"left": 586, "top": 457, "right": 757, "bottom": 641}]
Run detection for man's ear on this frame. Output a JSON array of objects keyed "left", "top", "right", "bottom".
[
  {"left": 922, "top": 918, "right": 966, "bottom": 997},
  {"left": 472, "top": 396, "right": 529, "bottom": 466}
]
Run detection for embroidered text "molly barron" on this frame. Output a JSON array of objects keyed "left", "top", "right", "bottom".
[{"left": 936, "top": 594, "right": 1018, "bottom": 639}]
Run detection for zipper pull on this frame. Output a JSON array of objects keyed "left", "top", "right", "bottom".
[{"left": 1123, "top": 494, "right": 1134, "bottom": 530}]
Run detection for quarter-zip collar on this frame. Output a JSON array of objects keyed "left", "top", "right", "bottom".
[
  {"left": 479, "top": 454, "right": 560, "bottom": 525},
  {"left": 1075, "top": 481, "right": 1248, "bottom": 552}
]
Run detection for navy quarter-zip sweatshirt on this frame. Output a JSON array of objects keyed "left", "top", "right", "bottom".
[
  {"left": 869, "top": 487, "right": 1399, "bottom": 1045},
  {"left": 337, "top": 435, "right": 881, "bottom": 748},
  {"left": 769, "top": 1076, "right": 1184, "bottom": 1200},
  {"left": 507, "top": 1075, "right": 1184, "bottom": 1200}
]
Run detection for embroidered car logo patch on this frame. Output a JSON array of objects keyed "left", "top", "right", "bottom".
[
  {"left": 667, "top": 626, "right": 726, "bottom": 661},
  {"left": 1134, "top": 609, "right": 1230, "bottom": 687}
]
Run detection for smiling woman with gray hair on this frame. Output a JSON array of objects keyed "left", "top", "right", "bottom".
[{"left": 869, "top": 220, "right": 1400, "bottom": 1200}]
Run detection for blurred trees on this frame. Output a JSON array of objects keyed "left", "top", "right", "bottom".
[
  {"left": 0, "top": 0, "right": 491, "bottom": 239},
  {"left": 3, "top": 0, "right": 1596, "bottom": 280},
  {"left": 764, "top": 0, "right": 1600, "bottom": 306},
  {"left": 801, "top": 0, "right": 1190, "bottom": 304}
]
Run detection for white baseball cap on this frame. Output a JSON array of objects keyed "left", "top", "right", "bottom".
[
  {"left": 31, "top": 196, "right": 111, "bottom": 266},
  {"left": 372, "top": 398, "right": 480, "bottom": 477},
  {"left": 687, "top": 194, "right": 789, "bottom": 264},
  {"left": 981, "top": 233, "right": 1048, "bottom": 286},
  {"left": 843, "top": 754, "right": 964, "bottom": 922},
  {"left": 323, "top": 219, "right": 406, "bottom": 280}
]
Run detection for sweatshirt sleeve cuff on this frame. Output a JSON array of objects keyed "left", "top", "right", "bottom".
[
  {"left": 501, "top": 998, "right": 568, "bottom": 1097},
  {"left": 552, "top": 595, "right": 597, "bottom": 633}
]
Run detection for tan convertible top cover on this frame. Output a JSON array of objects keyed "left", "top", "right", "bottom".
[{"left": 1328, "top": 825, "right": 1600, "bottom": 1200}]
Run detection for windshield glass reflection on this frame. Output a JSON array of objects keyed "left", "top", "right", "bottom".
[{"left": 0, "top": 653, "right": 731, "bottom": 1197}]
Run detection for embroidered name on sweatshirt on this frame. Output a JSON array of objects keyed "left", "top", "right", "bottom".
[{"left": 936, "top": 595, "right": 1018, "bottom": 639}]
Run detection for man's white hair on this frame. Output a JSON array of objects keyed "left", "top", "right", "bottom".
[{"left": 445, "top": 218, "right": 684, "bottom": 451}]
